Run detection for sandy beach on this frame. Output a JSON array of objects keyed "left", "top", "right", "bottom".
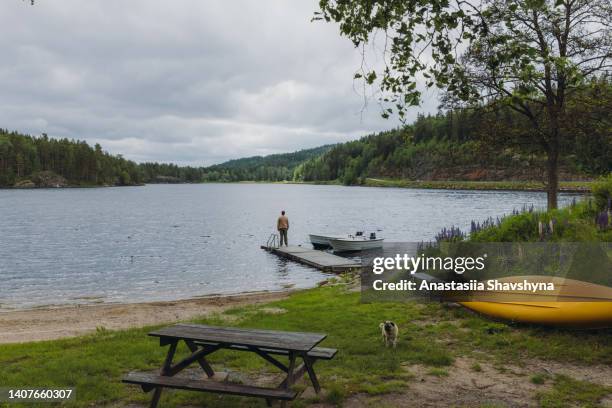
[{"left": 0, "top": 290, "right": 291, "bottom": 344}]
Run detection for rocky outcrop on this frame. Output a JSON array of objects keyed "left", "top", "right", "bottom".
[
  {"left": 13, "top": 180, "right": 36, "bottom": 188},
  {"left": 29, "top": 171, "right": 69, "bottom": 188}
]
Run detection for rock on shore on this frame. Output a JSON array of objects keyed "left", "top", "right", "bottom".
[{"left": 14, "top": 171, "right": 69, "bottom": 188}]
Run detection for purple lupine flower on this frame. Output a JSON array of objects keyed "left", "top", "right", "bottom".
[
  {"left": 596, "top": 211, "right": 609, "bottom": 230},
  {"left": 435, "top": 226, "right": 465, "bottom": 242}
]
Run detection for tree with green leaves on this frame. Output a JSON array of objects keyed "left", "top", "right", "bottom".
[{"left": 316, "top": 0, "right": 611, "bottom": 209}]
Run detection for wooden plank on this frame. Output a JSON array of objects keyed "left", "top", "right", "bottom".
[
  {"left": 249, "top": 347, "right": 289, "bottom": 372},
  {"left": 307, "top": 347, "right": 337, "bottom": 360},
  {"left": 261, "top": 245, "right": 361, "bottom": 272},
  {"left": 274, "top": 246, "right": 359, "bottom": 267},
  {"left": 184, "top": 340, "right": 215, "bottom": 378},
  {"left": 149, "top": 324, "right": 326, "bottom": 352},
  {"left": 123, "top": 372, "right": 297, "bottom": 400},
  {"left": 303, "top": 356, "right": 321, "bottom": 393},
  {"left": 194, "top": 343, "right": 337, "bottom": 360},
  {"left": 166, "top": 345, "right": 211, "bottom": 377}
]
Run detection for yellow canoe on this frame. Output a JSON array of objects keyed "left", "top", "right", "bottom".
[{"left": 459, "top": 276, "right": 612, "bottom": 328}]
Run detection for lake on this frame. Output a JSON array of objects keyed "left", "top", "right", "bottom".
[{"left": 0, "top": 183, "right": 577, "bottom": 309}]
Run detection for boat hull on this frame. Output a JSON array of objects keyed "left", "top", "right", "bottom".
[
  {"left": 309, "top": 234, "right": 342, "bottom": 249},
  {"left": 329, "top": 238, "right": 384, "bottom": 252},
  {"left": 460, "top": 301, "right": 612, "bottom": 328},
  {"left": 458, "top": 276, "right": 612, "bottom": 328}
]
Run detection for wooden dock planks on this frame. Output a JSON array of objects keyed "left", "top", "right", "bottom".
[{"left": 261, "top": 245, "right": 361, "bottom": 272}]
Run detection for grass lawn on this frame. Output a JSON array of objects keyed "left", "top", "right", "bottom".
[{"left": 0, "top": 282, "right": 610, "bottom": 407}]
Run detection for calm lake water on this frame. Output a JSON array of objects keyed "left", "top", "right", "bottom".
[{"left": 0, "top": 183, "right": 577, "bottom": 309}]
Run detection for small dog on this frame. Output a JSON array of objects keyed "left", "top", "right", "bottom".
[{"left": 379, "top": 321, "right": 399, "bottom": 348}]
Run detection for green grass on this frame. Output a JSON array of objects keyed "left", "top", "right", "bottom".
[
  {"left": 530, "top": 373, "right": 548, "bottom": 385},
  {"left": 0, "top": 285, "right": 610, "bottom": 407},
  {"left": 469, "top": 199, "right": 612, "bottom": 242},
  {"left": 362, "top": 177, "right": 594, "bottom": 192},
  {"left": 426, "top": 368, "right": 449, "bottom": 377},
  {"left": 536, "top": 375, "right": 611, "bottom": 408}
]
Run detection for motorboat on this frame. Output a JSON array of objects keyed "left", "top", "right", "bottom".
[
  {"left": 328, "top": 232, "right": 384, "bottom": 252},
  {"left": 309, "top": 231, "right": 371, "bottom": 249}
]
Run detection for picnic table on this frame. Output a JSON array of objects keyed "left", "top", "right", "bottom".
[{"left": 123, "top": 323, "right": 337, "bottom": 407}]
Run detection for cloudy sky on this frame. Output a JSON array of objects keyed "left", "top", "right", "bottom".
[{"left": 1, "top": 1, "right": 438, "bottom": 165}]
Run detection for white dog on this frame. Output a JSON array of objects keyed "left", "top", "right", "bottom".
[{"left": 379, "top": 321, "right": 399, "bottom": 348}]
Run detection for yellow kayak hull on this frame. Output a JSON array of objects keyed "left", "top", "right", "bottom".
[
  {"left": 458, "top": 276, "right": 612, "bottom": 328},
  {"left": 460, "top": 301, "right": 612, "bottom": 328}
]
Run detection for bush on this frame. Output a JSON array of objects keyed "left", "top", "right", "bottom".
[
  {"left": 470, "top": 212, "right": 539, "bottom": 242},
  {"left": 0, "top": 169, "right": 16, "bottom": 187},
  {"left": 468, "top": 200, "right": 608, "bottom": 242},
  {"left": 592, "top": 173, "right": 612, "bottom": 210}
]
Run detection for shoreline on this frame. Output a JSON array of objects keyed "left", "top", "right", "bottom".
[
  {"left": 0, "top": 289, "right": 293, "bottom": 344},
  {"left": 2, "top": 183, "right": 144, "bottom": 190},
  {"left": 2, "top": 178, "right": 595, "bottom": 192},
  {"left": 172, "top": 178, "right": 595, "bottom": 193},
  {"left": 360, "top": 178, "right": 593, "bottom": 193}
]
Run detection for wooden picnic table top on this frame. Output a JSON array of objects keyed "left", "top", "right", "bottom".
[{"left": 149, "top": 323, "right": 327, "bottom": 352}]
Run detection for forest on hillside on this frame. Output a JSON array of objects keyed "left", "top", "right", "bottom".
[
  {"left": 295, "top": 80, "right": 612, "bottom": 185},
  {"left": 139, "top": 145, "right": 332, "bottom": 183},
  {"left": 0, "top": 130, "right": 330, "bottom": 187},
  {"left": 0, "top": 130, "right": 143, "bottom": 187},
  {"left": 201, "top": 145, "right": 333, "bottom": 182}
]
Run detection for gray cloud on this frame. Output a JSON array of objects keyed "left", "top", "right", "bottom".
[{"left": 0, "top": 0, "right": 438, "bottom": 165}]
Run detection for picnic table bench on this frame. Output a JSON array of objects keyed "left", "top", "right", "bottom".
[{"left": 122, "top": 323, "right": 337, "bottom": 407}]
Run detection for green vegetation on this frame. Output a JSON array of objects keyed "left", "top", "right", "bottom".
[
  {"left": 467, "top": 177, "right": 612, "bottom": 243},
  {"left": 537, "top": 375, "right": 611, "bottom": 408},
  {"left": 295, "top": 85, "right": 611, "bottom": 187},
  {"left": 139, "top": 145, "right": 333, "bottom": 184},
  {"left": 412, "top": 173, "right": 611, "bottom": 244},
  {"left": 363, "top": 178, "right": 593, "bottom": 192},
  {"left": 530, "top": 373, "right": 548, "bottom": 385},
  {"left": 0, "top": 285, "right": 610, "bottom": 407},
  {"left": 0, "top": 130, "right": 333, "bottom": 188},
  {"left": 0, "top": 129, "right": 143, "bottom": 188},
  {"left": 593, "top": 174, "right": 612, "bottom": 211},
  {"left": 426, "top": 368, "right": 449, "bottom": 377},
  {"left": 317, "top": 0, "right": 611, "bottom": 210}
]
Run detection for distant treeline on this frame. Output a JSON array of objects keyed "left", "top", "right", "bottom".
[
  {"left": 202, "top": 145, "right": 333, "bottom": 182},
  {"left": 0, "top": 130, "right": 142, "bottom": 187},
  {"left": 0, "top": 129, "right": 332, "bottom": 187},
  {"left": 139, "top": 145, "right": 332, "bottom": 183}
]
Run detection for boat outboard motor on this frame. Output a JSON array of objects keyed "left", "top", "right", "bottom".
[{"left": 370, "top": 232, "right": 376, "bottom": 240}]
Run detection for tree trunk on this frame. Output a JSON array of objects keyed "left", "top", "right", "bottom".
[{"left": 546, "top": 144, "right": 559, "bottom": 210}]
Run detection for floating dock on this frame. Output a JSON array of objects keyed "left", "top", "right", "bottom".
[{"left": 261, "top": 245, "right": 361, "bottom": 272}]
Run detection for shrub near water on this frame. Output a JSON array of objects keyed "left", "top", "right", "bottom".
[
  {"left": 469, "top": 199, "right": 611, "bottom": 243},
  {"left": 592, "top": 173, "right": 612, "bottom": 211}
]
